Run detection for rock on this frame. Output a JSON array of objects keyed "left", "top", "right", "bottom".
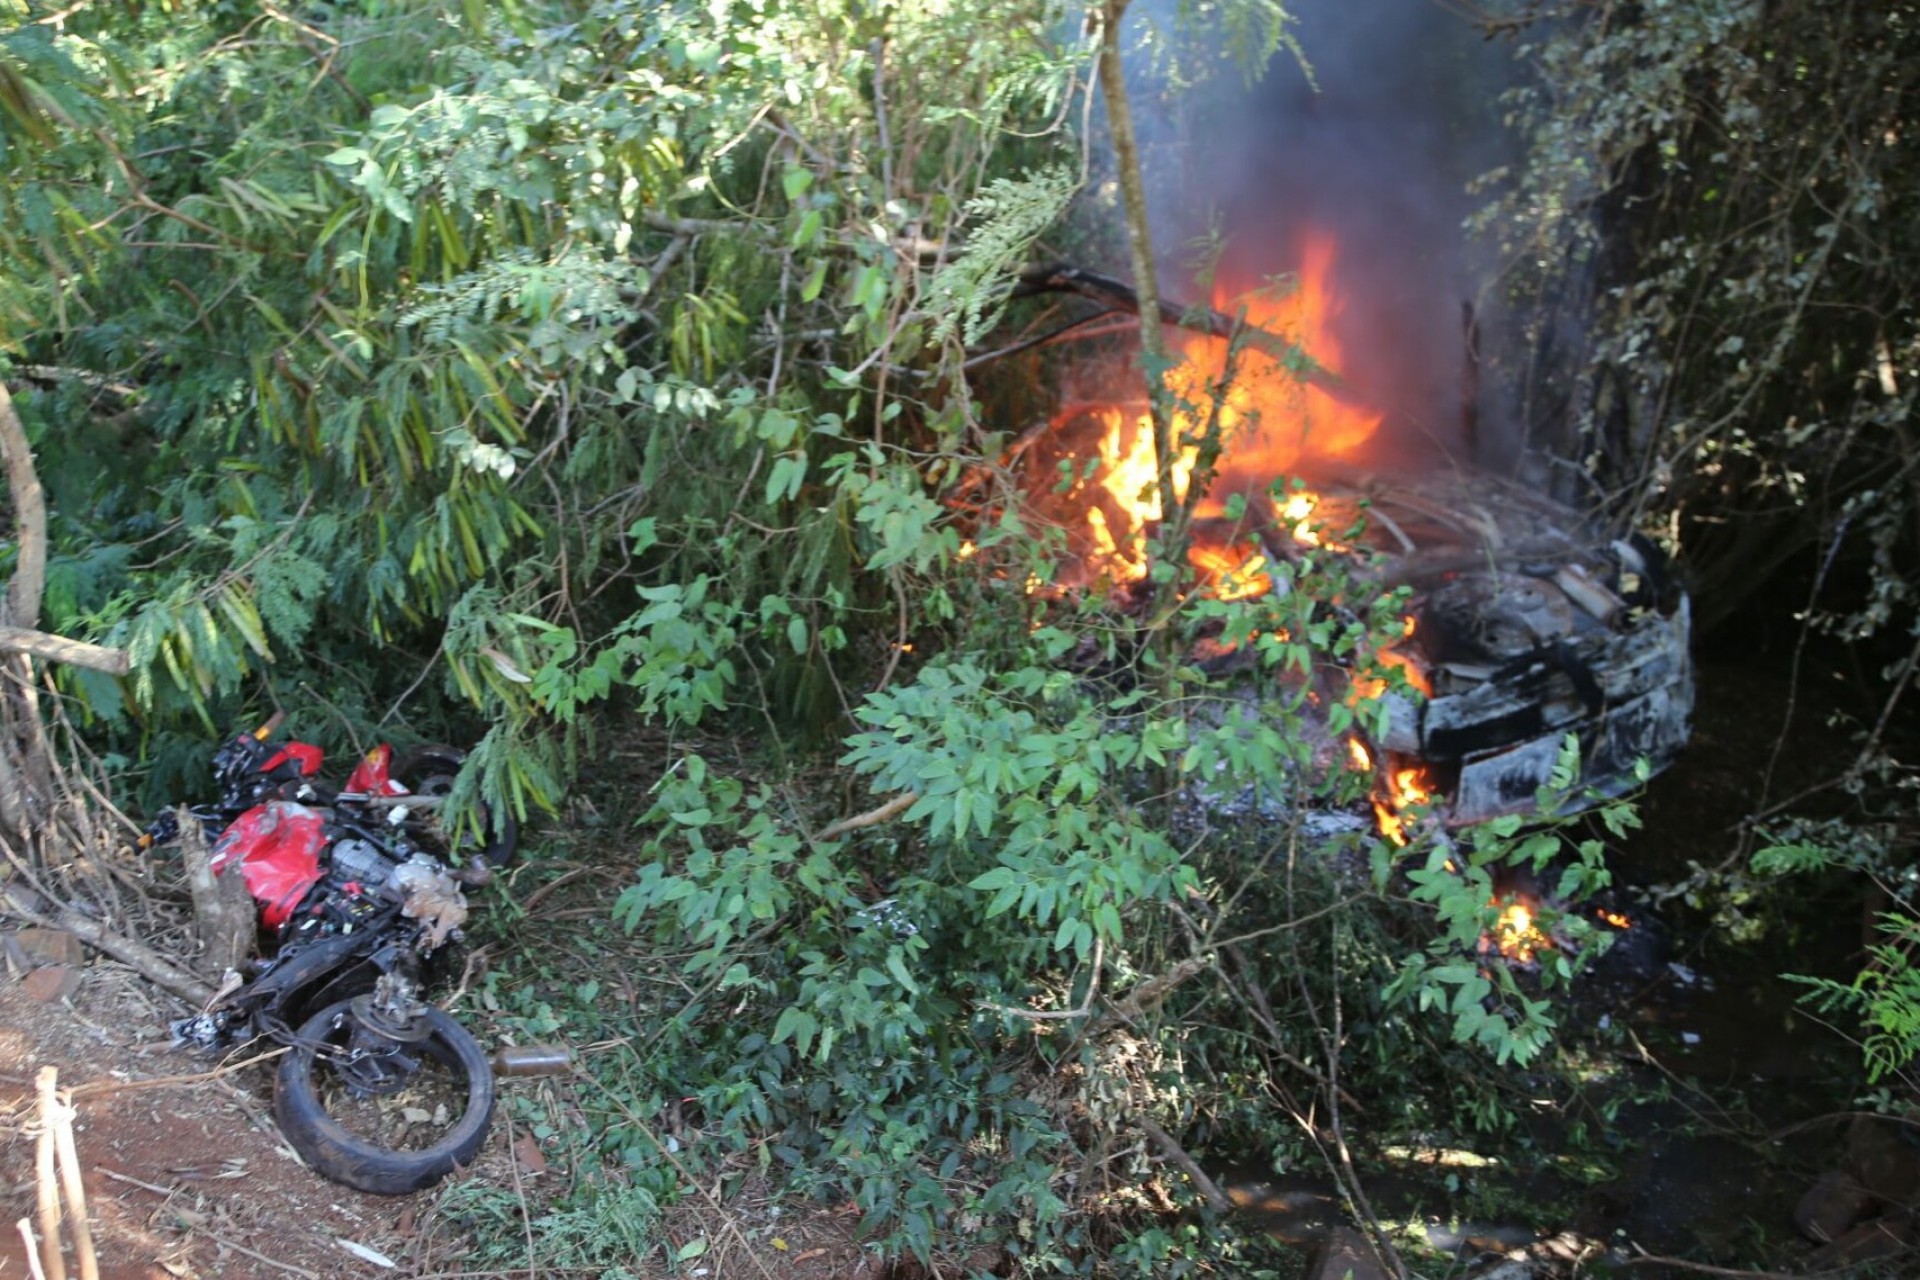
[
  {"left": 9, "top": 926, "right": 81, "bottom": 967},
  {"left": 1848, "top": 1116, "right": 1920, "bottom": 1208},
  {"left": 1795, "top": 1169, "right": 1873, "bottom": 1242},
  {"left": 0, "top": 930, "right": 29, "bottom": 978},
  {"left": 1306, "top": 1226, "right": 1392, "bottom": 1280},
  {"left": 19, "top": 963, "right": 81, "bottom": 1003}
]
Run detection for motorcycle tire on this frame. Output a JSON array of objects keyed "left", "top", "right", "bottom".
[
  {"left": 273, "top": 998, "right": 495, "bottom": 1195},
  {"left": 391, "top": 745, "right": 519, "bottom": 871}
]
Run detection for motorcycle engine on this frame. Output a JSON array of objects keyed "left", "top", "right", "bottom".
[{"left": 329, "top": 837, "right": 400, "bottom": 890}]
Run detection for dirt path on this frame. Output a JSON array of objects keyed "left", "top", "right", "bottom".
[{"left": 0, "top": 966, "right": 419, "bottom": 1280}]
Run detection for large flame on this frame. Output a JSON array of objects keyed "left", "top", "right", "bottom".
[
  {"left": 1069, "top": 230, "right": 1384, "bottom": 592},
  {"left": 1483, "top": 897, "right": 1552, "bottom": 965},
  {"left": 1374, "top": 763, "right": 1431, "bottom": 847}
]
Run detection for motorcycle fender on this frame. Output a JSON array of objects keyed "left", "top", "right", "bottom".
[{"left": 209, "top": 801, "right": 326, "bottom": 927}]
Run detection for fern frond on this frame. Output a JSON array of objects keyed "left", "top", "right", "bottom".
[{"left": 927, "top": 163, "right": 1078, "bottom": 347}]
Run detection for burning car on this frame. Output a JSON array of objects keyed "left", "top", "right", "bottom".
[{"left": 978, "top": 233, "right": 1694, "bottom": 834}]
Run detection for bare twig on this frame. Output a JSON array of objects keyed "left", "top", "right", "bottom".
[
  {"left": 69, "top": 1047, "right": 288, "bottom": 1099},
  {"left": 197, "top": 1231, "right": 320, "bottom": 1279},
  {"left": 1137, "top": 1114, "right": 1229, "bottom": 1214},
  {"left": 17, "top": 1217, "right": 50, "bottom": 1280},
  {"left": 1623, "top": 1246, "right": 1857, "bottom": 1279},
  {"left": 979, "top": 937, "right": 1104, "bottom": 1021},
  {"left": 1105, "top": 953, "right": 1213, "bottom": 1022},
  {"left": 869, "top": 37, "right": 894, "bottom": 200},
  {"left": 815, "top": 791, "right": 918, "bottom": 841},
  {"left": 43, "top": 1072, "right": 99, "bottom": 1280},
  {"left": 33, "top": 1070, "right": 64, "bottom": 1280}
]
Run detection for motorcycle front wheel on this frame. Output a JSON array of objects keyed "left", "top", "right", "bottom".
[{"left": 273, "top": 998, "right": 495, "bottom": 1195}]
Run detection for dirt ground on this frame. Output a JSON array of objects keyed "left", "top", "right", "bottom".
[
  {"left": 0, "top": 942, "right": 877, "bottom": 1280},
  {"left": 0, "top": 961, "right": 414, "bottom": 1280}
]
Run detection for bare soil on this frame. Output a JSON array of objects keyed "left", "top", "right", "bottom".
[{"left": 0, "top": 931, "right": 876, "bottom": 1280}]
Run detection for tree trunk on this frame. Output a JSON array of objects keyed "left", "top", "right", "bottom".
[
  {"left": 0, "top": 380, "right": 131, "bottom": 863},
  {"left": 177, "top": 809, "right": 254, "bottom": 979}
]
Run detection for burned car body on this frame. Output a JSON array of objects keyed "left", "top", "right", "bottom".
[
  {"left": 1303, "top": 471, "right": 1692, "bottom": 824},
  {"left": 980, "top": 246, "right": 1692, "bottom": 825},
  {"left": 1005, "top": 400, "right": 1694, "bottom": 826}
]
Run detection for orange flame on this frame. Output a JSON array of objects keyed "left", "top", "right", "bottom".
[
  {"left": 1597, "top": 908, "right": 1632, "bottom": 930},
  {"left": 1372, "top": 763, "right": 1431, "bottom": 846},
  {"left": 1188, "top": 541, "right": 1272, "bottom": 600},
  {"left": 1062, "top": 230, "right": 1383, "bottom": 594},
  {"left": 1483, "top": 898, "right": 1552, "bottom": 964}
]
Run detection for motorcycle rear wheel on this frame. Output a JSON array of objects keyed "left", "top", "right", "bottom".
[{"left": 273, "top": 998, "right": 495, "bottom": 1195}]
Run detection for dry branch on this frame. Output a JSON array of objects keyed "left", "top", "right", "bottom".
[
  {"left": 815, "top": 790, "right": 918, "bottom": 841},
  {"left": 43, "top": 1070, "right": 98, "bottom": 1280},
  {"left": 1137, "top": 1114, "right": 1230, "bottom": 1215},
  {"left": 33, "top": 1069, "right": 63, "bottom": 1280},
  {"left": 0, "top": 628, "right": 128, "bottom": 676},
  {"left": 178, "top": 809, "right": 252, "bottom": 980},
  {"left": 1105, "top": 953, "right": 1213, "bottom": 1021},
  {"left": 0, "top": 380, "right": 132, "bottom": 857}
]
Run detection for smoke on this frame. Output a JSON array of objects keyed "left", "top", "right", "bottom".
[{"left": 1124, "top": 0, "right": 1520, "bottom": 473}]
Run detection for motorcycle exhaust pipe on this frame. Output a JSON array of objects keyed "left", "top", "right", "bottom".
[{"left": 493, "top": 1043, "right": 573, "bottom": 1077}]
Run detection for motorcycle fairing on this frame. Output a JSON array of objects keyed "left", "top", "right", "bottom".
[
  {"left": 345, "top": 744, "right": 409, "bottom": 797},
  {"left": 210, "top": 800, "right": 327, "bottom": 927},
  {"left": 262, "top": 741, "right": 325, "bottom": 778}
]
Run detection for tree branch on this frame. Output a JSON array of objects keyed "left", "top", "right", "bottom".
[
  {"left": 0, "top": 882, "right": 217, "bottom": 1007},
  {"left": 0, "top": 381, "right": 48, "bottom": 631},
  {"left": 0, "top": 629, "right": 129, "bottom": 676}
]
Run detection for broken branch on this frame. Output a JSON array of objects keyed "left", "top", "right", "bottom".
[
  {"left": 44, "top": 1071, "right": 99, "bottom": 1280},
  {"left": 0, "top": 629, "right": 129, "bottom": 677},
  {"left": 1137, "top": 1114, "right": 1231, "bottom": 1215}
]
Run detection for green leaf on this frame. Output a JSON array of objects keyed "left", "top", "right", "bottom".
[{"left": 801, "top": 258, "right": 829, "bottom": 302}]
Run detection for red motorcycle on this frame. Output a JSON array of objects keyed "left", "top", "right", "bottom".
[{"left": 146, "top": 715, "right": 517, "bottom": 1194}]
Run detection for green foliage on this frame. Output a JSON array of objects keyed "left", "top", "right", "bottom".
[
  {"left": 0, "top": 0, "right": 1081, "bottom": 803},
  {"left": 586, "top": 484, "right": 1635, "bottom": 1263},
  {"left": 1384, "top": 738, "right": 1629, "bottom": 1067},
  {"left": 927, "top": 164, "right": 1081, "bottom": 346},
  {"left": 1481, "top": 0, "right": 1919, "bottom": 644},
  {"left": 1754, "top": 817, "right": 1920, "bottom": 1085}
]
